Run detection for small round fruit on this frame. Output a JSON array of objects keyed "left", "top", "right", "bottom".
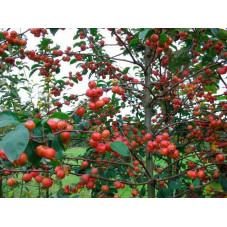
[
  {"left": 7, "top": 178, "right": 16, "bottom": 186},
  {"left": 36, "top": 145, "right": 46, "bottom": 157},
  {"left": 81, "top": 174, "right": 90, "bottom": 184},
  {"left": 42, "top": 178, "right": 53, "bottom": 188},
  {"left": 101, "top": 185, "right": 109, "bottom": 192},
  {"left": 76, "top": 107, "right": 85, "bottom": 116},
  {"left": 35, "top": 175, "right": 43, "bottom": 183},
  {"left": 102, "top": 130, "right": 110, "bottom": 139},
  {"left": 91, "top": 132, "right": 102, "bottom": 141},
  {"left": 17, "top": 153, "right": 28, "bottom": 166},
  {"left": 22, "top": 173, "right": 32, "bottom": 182},
  {"left": 25, "top": 120, "right": 35, "bottom": 131},
  {"left": 43, "top": 148, "right": 56, "bottom": 159},
  {"left": 56, "top": 170, "right": 66, "bottom": 179},
  {"left": 131, "top": 189, "right": 138, "bottom": 196}
]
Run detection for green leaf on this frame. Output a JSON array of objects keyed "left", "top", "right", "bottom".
[
  {"left": 50, "top": 112, "right": 70, "bottom": 120},
  {"left": 210, "top": 28, "right": 219, "bottom": 38},
  {"left": 110, "top": 141, "right": 130, "bottom": 157},
  {"left": 80, "top": 121, "right": 89, "bottom": 128},
  {"left": 52, "top": 134, "right": 64, "bottom": 160},
  {"left": 219, "top": 29, "right": 227, "bottom": 40},
  {"left": 70, "top": 58, "right": 78, "bottom": 65},
  {"left": 0, "top": 111, "right": 20, "bottom": 128},
  {"left": 49, "top": 28, "right": 59, "bottom": 36},
  {"left": 8, "top": 44, "right": 13, "bottom": 55},
  {"left": 0, "top": 124, "right": 29, "bottom": 162},
  {"left": 29, "top": 68, "right": 38, "bottom": 77},
  {"left": 157, "top": 188, "right": 172, "bottom": 198},
  {"left": 159, "top": 31, "right": 168, "bottom": 45},
  {"left": 193, "top": 178, "right": 200, "bottom": 187},
  {"left": 24, "top": 140, "right": 42, "bottom": 166},
  {"left": 139, "top": 29, "right": 150, "bottom": 40},
  {"left": 73, "top": 115, "right": 82, "bottom": 123},
  {"left": 169, "top": 179, "right": 182, "bottom": 190},
  {"left": 218, "top": 177, "right": 227, "bottom": 192}
]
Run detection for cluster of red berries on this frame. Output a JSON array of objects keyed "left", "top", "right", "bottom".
[{"left": 147, "top": 133, "right": 179, "bottom": 159}]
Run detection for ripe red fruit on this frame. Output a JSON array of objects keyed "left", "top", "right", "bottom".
[
  {"left": 35, "top": 175, "right": 43, "bottom": 183},
  {"left": 42, "top": 178, "right": 53, "bottom": 188},
  {"left": 144, "top": 133, "right": 152, "bottom": 140},
  {"left": 88, "top": 80, "right": 96, "bottom": 89},
  {"left": 25, "top": 120, "right": 35, "bottom": 131},
  {"left": 91, "top": 168, "right": 99, "bottom": 174},
  {"left": 91, "top": 132, "right": 102, "bottom": 141},
  {"left": 81, "top": 161, "right": 89, "bottom": 168},
  {"left": 36, "top": 145, "right": 46, "bottom": 157},
  {"left": 22, "top": 173, "right": 32, "bottom": 182},
  {"left": 76, "top": 107, "right": 85, "bottom": 116},
  {"left": 133, "top": 160, "right": 140, "bottom": 166},
  {"left": 94, "top": 87, "right": 103, "bottom": 97},
  {"left": 197, "top": 170, "right": 205, "bottom": 179},
  {"left": 0, "top": 149, "right": 8, "bottom": 161},
  {"left": 101, "top": 185, "right": 109, "bottom": 192},
  {"left": 131, "top": 189, "right": 138, "bottom": 196},
  {"left": 43, "top": 148, "right": 56, "bottom": 159},
  {"left": 216, "top": 154, "right": 226, "bottom": 163},
  {"left": 10, "top": 30, "right": 18, "bottom": 38},
  {"left": 7, "top": 178, "right": 16, "bottom": 186},
  {"left": 102, "top": 130, "right": 110, "bottom": 139},
  {"left": 47, "top": 119, "right": 58, "bottom": 130},
  {"left": 150, "top": 34, "right": 159, "bottom": 42},
  {"left": 56, "top": 170, "right": 66, "bottom": 179},
  {"left": 86, "top": 89, "right": 94, "bottom": 97},
  {"left": 89, "top": 139, "right": 99, "bottom": 148},
  {"left": 54, "top": 166, "right": 62, "bottom": 173},
  {"left": 96, "top": 143, "right": 107, "bottom": 154},
  {"left": 187, "top": 171, "right": 197, "bottom": 180},
  {"left": 17, "top": 153, "right": 28, "bottom": 166},
  {"left": 57, "top": 120, "right": 67, "bottom": 130},
  {"left": 81, "top": 174, "right": 90, "bottom": 184},
  {"left": 86, "top": 181, "right": 94, "bottom": 189},
  {"left": 60, "top": 132, "right": 70, "bottom": 141},
  {"left": 114, "top": 181, "right": 122, "bottom": 189}
]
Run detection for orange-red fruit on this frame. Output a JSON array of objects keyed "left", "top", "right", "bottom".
[
  {"left": 101, "top": 185, "right": 109, "bottom": 192},
  {"left": 56, "top": 170, "right": 66, "bottom": 179},
  {"left": 25, "top": 120, "right": 35, "bottom": 131},
  {"left": 216, "top": 154, "right": 226, "bottom": 163},
  {"left": 43, "top": 148, "right": 56, "bottom": 159},
  {"left": 114, "top": 181, "right": 122, "bottom": 189},
  {"left": 35, "top": 175, "right": 43, "bottom": 183},
  {"left": 76, "top": 107, "right": 85, "bottom": 116},
  {"left": 91, "top": 132, "right": 102, "bottom": 141},
  {"left": 150, "top": 34, "right": 159, "bottom": 42},
  {"left": 57, "top": 120, "right": 67, "bottom": 130},
  {"left": 42, "top": 178, "right": 53, "bottom": 188},
  {"left": 81, "top": 174, "right": 90, "bottom": 184},
  {"left": 60, "top": 132, "right": 70, "bottom": 141},
  {"left": 22, "top": 173, "right": 32, "bottom": 182},
  {"left": 7, "top": 178, "right": 16, "bottom": 186},
  {"left": 102, "top": 130, "right": 110, "bottom": 139},
  {"left": 131, "top": 189, "right": 138, "bottom": 196},
  {"left": 17, "top": 153, "right": 28, "bottom": 166},
  {"left": 36, "top": 145, "right": 46, "bottom": 157},
  {"left": 86, "top": 181, "right": 94, "bottom": 189},
  {"left": 47, "top": 119, "right": 58, "bottom": 130}
]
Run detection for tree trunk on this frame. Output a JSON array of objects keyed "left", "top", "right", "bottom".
[
  {"left": 0, "top": 175, "right": 3, "bottom": 198},
  {"left": 144, "top": 46, "right": 155, "bottom": 198}
]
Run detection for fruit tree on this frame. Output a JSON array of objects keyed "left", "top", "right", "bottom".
[{"left": 0, "top": 28, "right": 226, "bottom": 198}]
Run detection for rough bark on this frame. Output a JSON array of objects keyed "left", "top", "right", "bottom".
[{"left": 144, "top": 46, "right": 155, "bottom": 198}]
